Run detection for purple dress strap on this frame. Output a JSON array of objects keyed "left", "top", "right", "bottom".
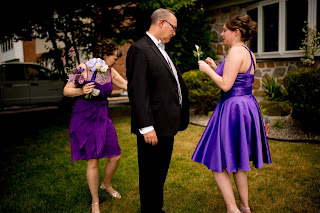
[{"left": 241, "top": 45, "right": 256, "bottom": 71}]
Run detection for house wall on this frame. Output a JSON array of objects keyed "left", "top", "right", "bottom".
[
  {"left": 207, "top": 3, "right": 316, "bottom": 95},
  {"left": 1, "top": 40, "right": 24, "bottom": 62},
  {"left": 36, "top": 38, "right": 65, "bottom": 55},
  {"left": 113, "top": 43, "right": 130, "bottom": 81},
  {"left": 23, "top": 39, "right": 36, "bottom": 62}
]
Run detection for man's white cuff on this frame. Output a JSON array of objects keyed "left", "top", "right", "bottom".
[{"left": 139, "top": 126, "right": 154, "bottom": 134}]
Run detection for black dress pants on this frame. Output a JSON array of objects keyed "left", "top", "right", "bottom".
[{"left": 137, "top": 134, "right": 174, "bottom": 213}]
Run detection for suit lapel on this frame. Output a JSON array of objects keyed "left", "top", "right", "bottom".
[{"left": 143, "top": 35, "right": 176, "bottom": 79}]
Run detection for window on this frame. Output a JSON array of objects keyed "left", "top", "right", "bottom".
[
  {"left": 3, "top": 64, "right": 26, "bottom": 81},
  {"left": 263, "top": 3, "right": 279, "bottom": 52},
  {"left": 286, "top": 0, "right": 308, "bottom": 50},
  {"left": 1, "top": 38, "right": 14, "bottom": 53},
  {"left": 317, "top": 0, "right": 320, "bottom": 32},
  {"left": 27, "top": 65, "right": 51, "bottom": 80},
  {"left": 247, "top": 0, "right": 319, "bottom": 59},
  {"left": 247, "top": 8, "right": 258, "bottom": 53}
]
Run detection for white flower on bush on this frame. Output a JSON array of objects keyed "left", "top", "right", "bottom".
[{"left": 300, "top": 22, "right": 320, "bottom": 66}]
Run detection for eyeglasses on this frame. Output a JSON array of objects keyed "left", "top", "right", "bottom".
[{"left": 164, "top": 20, "right": 177, "bottom": 32}]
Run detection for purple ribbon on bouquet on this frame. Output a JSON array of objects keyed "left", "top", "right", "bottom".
[{"left": 86, "top": 71, "right": 97, "bottom": 83}]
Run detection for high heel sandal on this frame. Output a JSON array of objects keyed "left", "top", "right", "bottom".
[
  {"left": 241, "top": 207, "right": 251, "bottom": 213},
  {"left": 91, "top": 202, "right": 100, "bottom": 213},
  {"left": 100, "top": 182, "right": 121, "bottom": 199}
]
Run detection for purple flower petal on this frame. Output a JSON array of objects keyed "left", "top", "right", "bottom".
[
  {"left": 77, "top": 67, "right": 84, "bottom": 73},
  {"left": 67, "top": 73, "right": 76, "bottom": 84},
  {"left": 77, "top": 75, "right": 85, "bottom": 84},
  {"left": 87, "top": 58, "right": 97, "bottom": 69}
]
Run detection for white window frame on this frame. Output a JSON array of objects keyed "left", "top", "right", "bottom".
[
  {"left": 1, "top": 37, "right": 14, "bottom": 53},
  {"left": 247, "top": 0, "right": 319, "bottom": 59}
]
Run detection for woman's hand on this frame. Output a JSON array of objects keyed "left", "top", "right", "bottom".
[
  {"left": 82, "top": 82, "right": 95, "bottom": 95},
  {"left": 198, "top": 60, "right": 213, "bottom": 74},
  {"left": 205, "top": 57, "right": 217, "bottom": 70}
]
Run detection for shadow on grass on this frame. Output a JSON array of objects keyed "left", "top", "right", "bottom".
[
  {"left": 0, "top": 104, "right": 134, "bottom": 212},
  {"left": 0, "top": 103, "right": 320, "bottom": 212}
]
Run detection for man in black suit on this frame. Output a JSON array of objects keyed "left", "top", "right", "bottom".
[{"left": 126, "top": 8, "right": 189, "bottom": 213}]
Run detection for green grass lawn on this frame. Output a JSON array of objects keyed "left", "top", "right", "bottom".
[{"left": 0, "top": 105, "right": 319, "bottom": 212}]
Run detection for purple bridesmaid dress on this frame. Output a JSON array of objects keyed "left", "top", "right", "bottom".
[
  {"left": 69, "top": 68, "right": 121, "bottom": 162},
  {"left": 192, "top": 46, "right": 271, "bottom": 172}
]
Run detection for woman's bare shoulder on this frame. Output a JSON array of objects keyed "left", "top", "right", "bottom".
[{"left": 226, "top": 46, "right": 244, "bottom": 62}]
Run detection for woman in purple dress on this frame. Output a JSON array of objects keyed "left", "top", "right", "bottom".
[
  {"left": 192, "top": 15, "right": 271, "bottom": 213},
  {"left": 64, "top": 39, "right": 127, "bottom": 213}
]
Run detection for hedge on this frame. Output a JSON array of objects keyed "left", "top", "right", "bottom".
[
  {"left": 182, "top": 70, "right": 221, "bottom": 115},
  {"left": 283, "top": 67, "right": 320, "bottom": 125}
]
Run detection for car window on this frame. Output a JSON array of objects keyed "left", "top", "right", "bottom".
[
  {"left": 27, "top": 65, "right": 51, "bottom": 80},
  {"left": 2, "top": 64, "right": 26, "bottom": 81}
]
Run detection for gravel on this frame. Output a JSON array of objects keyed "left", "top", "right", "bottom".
[{"left": 189, "top": 114, "right": 320, "bottom": 142}]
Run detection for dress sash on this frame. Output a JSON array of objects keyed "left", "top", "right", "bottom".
[{"left": 221, "top": 87, "right": 252, "bottom": 99}]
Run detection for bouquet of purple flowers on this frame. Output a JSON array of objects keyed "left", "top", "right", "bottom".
[
  {"left": 67, "top": 66, "right": 86, "bottom": 85},
  {"left": 67, "top": 58, "right": 109, "bottom": 99}
]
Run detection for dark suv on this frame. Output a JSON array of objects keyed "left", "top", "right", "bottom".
[{"left": 0, "top": 63, "right": 65, "bottom": 108}]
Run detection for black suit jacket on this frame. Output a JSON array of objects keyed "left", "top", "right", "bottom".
[{"left": 126, "top": 35, "right": 189, "bottom": 137}]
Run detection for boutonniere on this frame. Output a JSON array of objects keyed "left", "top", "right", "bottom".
[{"left": 193, "top": 44, "right": 204, "bottom": 61}]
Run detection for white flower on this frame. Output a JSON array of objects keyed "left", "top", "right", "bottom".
[
  {"left": 95, "top": 62, "right": 101, "bottom": 70},
  {"left": 100, "top": 65, "right": 109, "bottom": 73},
  {"left": 195, "top": 44, "right": 199, "bottom": 51},
  {"left": 86, "top": 58, "right": 108, "bottom": 74},
  {"left": 91, "top": 88, "right": 100, "bottom": 96}
]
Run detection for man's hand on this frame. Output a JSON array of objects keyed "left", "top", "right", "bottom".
[{"left": 143, "top": 129, "right": 158, "bottom": 146}]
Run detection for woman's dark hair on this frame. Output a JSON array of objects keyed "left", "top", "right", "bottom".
[
  {"left": 93, "top": 38, "right": 122, "bottom": 58},
  {"left": 225, "top": 14, "right": 257, "bottom": 41}
]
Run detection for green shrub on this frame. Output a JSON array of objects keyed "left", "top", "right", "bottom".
[
  {"left": 262, "top": 76, "right": 287, "bottom": 101},
  {"left": 283, "top": 67, "right": 320, "bottom": 124},
  {"left": 182, "top": 70, "right": 221, "bottom": 115}
]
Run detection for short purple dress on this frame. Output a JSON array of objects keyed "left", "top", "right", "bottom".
[
  {"left": 192, "top": 46, "right": 271, "bottom": 173},
  {"left": 69, "top": 68, "right": 121, "bottom": 162}
]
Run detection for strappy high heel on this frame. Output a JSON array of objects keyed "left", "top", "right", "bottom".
[
  {"left": 241, "top": 207, "right": 251, "bottom": 213},
  {"left": 91, "top": 202, "right": 100, "bottom": 213},
  {"left": 100, "top": 182, "right": 121, "bottom": 199}
]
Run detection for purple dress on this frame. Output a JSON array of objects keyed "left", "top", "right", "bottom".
[
  {"left": 192, "top": 46, "right": 271, "bottom": 173},
  {"left": 69, "top": 68, "right": 121, "bottom": 162}
]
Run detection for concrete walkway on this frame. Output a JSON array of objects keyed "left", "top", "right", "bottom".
[{"left": 0, "top": 97, "right": 130, "bottom": 114}]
